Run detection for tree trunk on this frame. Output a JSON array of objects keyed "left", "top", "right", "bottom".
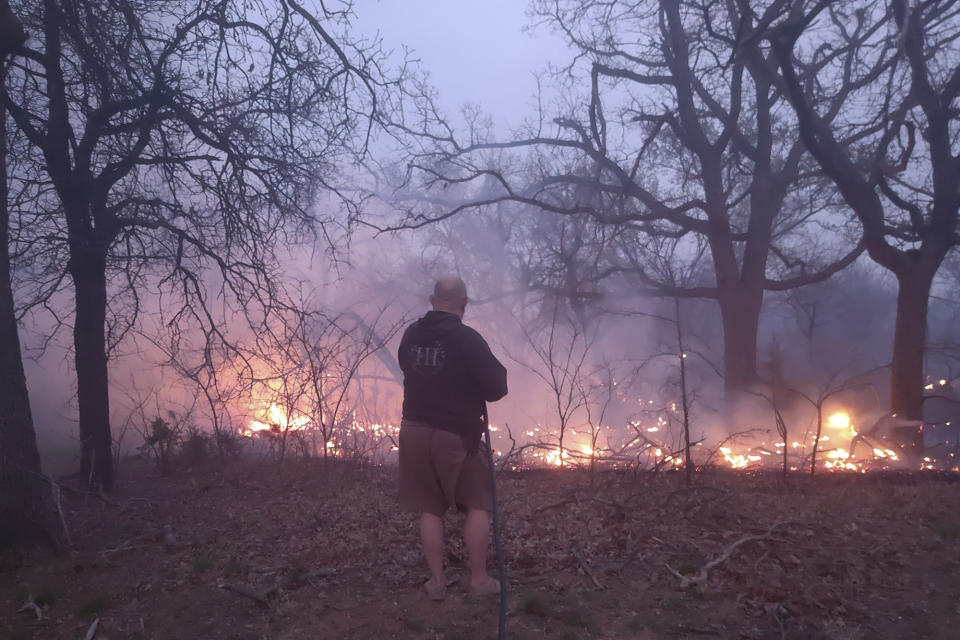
[
  {"left": 0, "top": 57, "right": 66, "bottom": 552},
  {"left": 890, "top": 265, "right": 935, "bottom": 421},
  {"left": 71, "top": 245, "right": 113, "bottom": 491},
  {"left": 718, "top": 288, "right": 763, "bottom": 391}
]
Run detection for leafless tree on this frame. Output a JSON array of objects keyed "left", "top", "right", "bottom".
[
  {"left": 510, "top": 292, "right": 598, "bottom": 468},
  {"left": 238, "top": 300, "right": 404, "bottom": 462},
  {"left": 768, "top": 0, "right": 960, "bottom": 419},
  {"left": 3, "top": 0, "right": 423, "bottom": 489},
  {"left": 379, "top": 0, "right": 862, "bottom": 392},
  {"left": 0, "top": 0, "right": 66, "bottom": 552}
]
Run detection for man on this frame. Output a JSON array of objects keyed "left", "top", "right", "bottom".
[{"left": 398, "top": 276, "right": 508, "bottom": 600}]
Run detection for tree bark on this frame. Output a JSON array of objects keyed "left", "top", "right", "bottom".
[
  {"left": 718, "top": 288, "right": 763, "bottom": 391},
  {"left": 0, "top": 6, "right": 66, "bottom": 551},
  {"left": 890, "top": 261, "right": 936, "bottom": 420},
  {"left": 770, "top": 5, "right": 959, "bottom": 427},
  {"left": 70, "top": 242, "right": 113, "bottom": 490}
]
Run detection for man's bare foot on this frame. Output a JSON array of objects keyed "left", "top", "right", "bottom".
[
  {"left": 465, "top": 576, "right": 500, "bottom": 597},
  {"left": 424, "top": 577, "right": 447, "bottom": 601}
]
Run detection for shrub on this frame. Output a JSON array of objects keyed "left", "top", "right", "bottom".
[
  {"left": 139, "top": 417, "right": 181, "bottom": 475},
  {"left": 179, "top": 428, "right": 211, "bottom": 468}
]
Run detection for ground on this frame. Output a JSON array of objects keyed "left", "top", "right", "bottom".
[{"left": 2, "top": 458, "right": 960, "bottom": 640}]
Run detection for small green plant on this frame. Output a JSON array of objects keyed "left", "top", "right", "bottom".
[
  {"left": 224, "top": 557, "right": 248, "bottom": 576},
  {"left": 17, "top": 584, "right": 55, "bottom": 607},
  {"left": 559, "top": 604, "right": 596, "bottom": 629},
  {"left": 193, "top": 549, "right": 214, "bottom": 573},
  {"left": 33, "top": 589, "right": 56, "bottom": 607},
  {"left": 522, "top": 593, "right": 549, "bottom": 617},
  {"left": 75, "top": 595, "right": 107, "bottom": 619},
  {"left": 404, "top": 615, "right": 426, "bottom": 632},
  {"left": 930, "top": 518, "right": 960, "bottom": 540}
]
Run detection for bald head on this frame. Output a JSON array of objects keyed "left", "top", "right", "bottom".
[{"left": 430, "top": 276, "right": 468, "bottom": 318}]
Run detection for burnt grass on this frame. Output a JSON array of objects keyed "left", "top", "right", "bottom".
[{"left": 2, "top": 458, "right": 959, "bottom": 639}]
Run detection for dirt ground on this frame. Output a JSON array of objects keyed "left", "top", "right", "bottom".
[{"left": 2, "top": 458, "right": 960, "bottom": 640}]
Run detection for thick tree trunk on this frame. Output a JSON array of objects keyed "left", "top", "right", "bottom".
[
  {"left": 890, "top": 266, "right": 935, "bottom": 421},
  {"left": 718, "top": 289, "right": 763, "bottom": 391},
  {"left": 71, "top": 246, "right": 113, "bottom": 491},
  {"left": 0, "top": 59, "right": 66, "bottom": 551}
]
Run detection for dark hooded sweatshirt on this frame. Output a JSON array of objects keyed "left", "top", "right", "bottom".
[{"left": 399, "top": 310, "right": 507, "bottom": 446}]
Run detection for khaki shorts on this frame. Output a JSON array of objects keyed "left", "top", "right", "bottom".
[{"left": 398, "top": 420, "right": 493, "bottom": 516}]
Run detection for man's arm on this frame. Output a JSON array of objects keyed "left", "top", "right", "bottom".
[{"left": 461, "top": 328, "right": 507, "bottom": 402}]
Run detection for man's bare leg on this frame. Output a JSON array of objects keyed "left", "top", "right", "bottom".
[
  {"left": 464, "top": 508, "right": 493, "bottom": 588},
  {"left": 420, "top": 512, "right": 445, "bottom": 585}
]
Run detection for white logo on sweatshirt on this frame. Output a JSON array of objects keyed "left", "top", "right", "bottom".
[{"left": 410, "top": 341, "right": 446, "bottom": 375}]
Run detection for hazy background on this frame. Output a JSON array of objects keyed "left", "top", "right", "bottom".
[{"left": 18, "top": 0, "right": 960, "bottom": 472}]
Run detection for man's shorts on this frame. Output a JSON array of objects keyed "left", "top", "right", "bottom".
[{"left": 398, "top": 419, "right": 493, "bottom": 516}]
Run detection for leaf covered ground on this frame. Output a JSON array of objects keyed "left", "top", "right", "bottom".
[{"left": 2, "top": 458, "right": 959, "bottom": 639}]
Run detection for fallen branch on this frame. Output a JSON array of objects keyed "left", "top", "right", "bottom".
[
  {"left": 218, "top": 582, "right": 269, "bottom": 607},
  {"left": 50, "top": 478, "right": 73, "bottom": 549},
  {"left": 665, "top": 521, "right": 796, "bottom": 589},
  {"left": 670, "top": 624, "right": 721, "bottom": 636},
  {"left": 17, "top": 600, "right": 42, "bottom": 621},
  {"left": 572, "top": 548, "right": 604, "bottom": 590}
]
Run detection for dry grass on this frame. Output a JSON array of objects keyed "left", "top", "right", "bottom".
[{"left": 2, "top": 458, "right": 959, "bottom": 639}]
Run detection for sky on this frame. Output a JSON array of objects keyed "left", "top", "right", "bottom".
[{"left": 351, "top": 0, "right": 572, "bottom": 130}]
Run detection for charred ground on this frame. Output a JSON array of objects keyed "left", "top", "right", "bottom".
[{"left": 2, "top": 459, "right": 959, "bottom": 640}]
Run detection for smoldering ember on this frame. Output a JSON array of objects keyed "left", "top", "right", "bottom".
[{"left": 2, "top": 1, "right": 959, "bottom": 639}]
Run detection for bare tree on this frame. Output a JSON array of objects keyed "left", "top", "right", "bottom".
[
  {"left": 4, "top": 0, "right": 420, "bottom": 489},
  {"left": 0, "top": 0, "right": 65, "bottom": 551},
  {"left": 511, "top": 292, "right": 597, "bottom": 468},
  {"left": 381, "top": 0, "right": 862, "bottom": 392},
  {"left": 768, "top": 0, "right": 960, "bottom": 419}
]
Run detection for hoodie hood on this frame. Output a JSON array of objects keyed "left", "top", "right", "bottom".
[{"left": 413, "top": 310, "right": 462, "bottom": 338}]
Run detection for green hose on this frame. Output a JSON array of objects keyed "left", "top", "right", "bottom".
[{"left": 483, "top": 407, "right": 507, "bottom": 639}]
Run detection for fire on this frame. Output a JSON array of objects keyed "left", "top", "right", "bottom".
[
  {"left": 542, "top": 448, "right": 570, "bottom": 466},
  {"left": 720, "top": 447, "right": 762, "bottom": 469},
  {"left": 827, "top": 412, "right": 850, "bottom": 429},
  {"left": 823, "top": 448, "right": 859, "bottom": 471},
  {"left": 243, "top": 403, "right": 310, "bottom": 437},
  {"left": 872, "top": 447, "right": 899, "bottom": 461}
]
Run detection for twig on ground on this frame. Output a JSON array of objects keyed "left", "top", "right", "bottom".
[
  {"left": 17, "top": 600, "right": 43, "bottom": 621},
  {"left": 665, "top": 521, "right": 796, "bottom": 589},
  {"left": 572, "top": 548, "right": 604, "bottom": 590},
  {"left": 84, "top": 618, "right": 99, "bottom": 640},
  {"left": 650, "top": 535, "right": 680, "bottom": 550},
  {"left": 50, "top": 478, "right": 73, "bottom": 548},
  {"left": 775, "top": 604, "right": 787, "bottom": 640},
  {"left": 218, "top": 582, "right": 269, "bottom": 607},
  {"left": 670, "top": 624, "right": 722, "bottom": 636}
]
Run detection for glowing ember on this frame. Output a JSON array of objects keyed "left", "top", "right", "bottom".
[
  {"left": 872, "top": 448, "right": 899, "bottom": 461},
  {"left": 720, "top": 447, "right": 762, "bottom": 469},
  {"left": 823, "top": 448, "right": 859, "bottom": 471}
]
